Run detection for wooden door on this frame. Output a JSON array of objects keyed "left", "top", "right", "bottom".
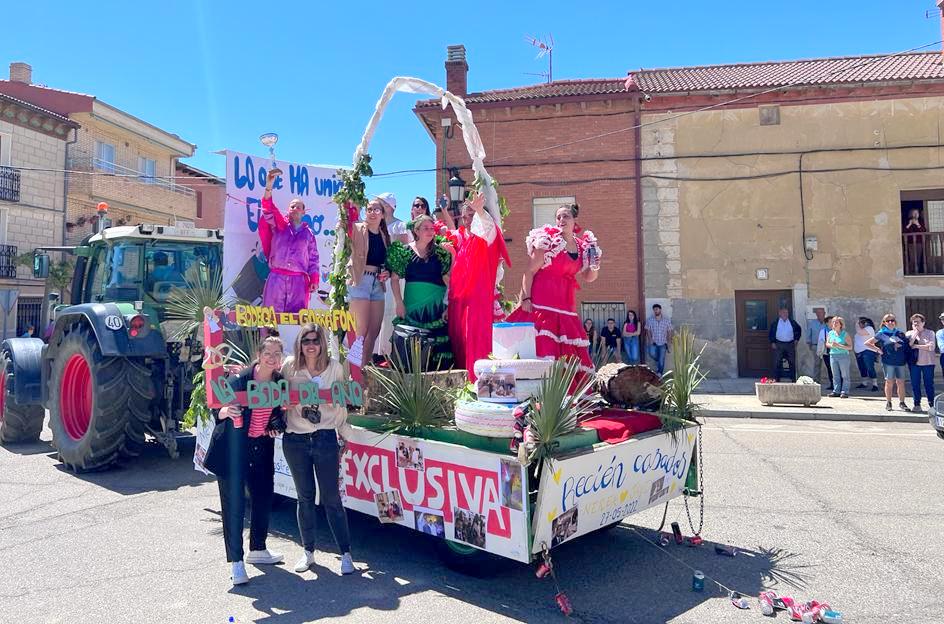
[{"left": 735, "top": 290, "right": 793, "bottom": 378}]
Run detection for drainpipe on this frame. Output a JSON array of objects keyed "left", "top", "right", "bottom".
[
  {"left": 62, "top": 126, "right": 78, "bottom": 247},
  {"left": 633, "top": 95, "right": 645, "bottom": 311}
]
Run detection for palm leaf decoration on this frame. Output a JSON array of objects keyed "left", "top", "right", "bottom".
[
  {"left": 165, "top": 269, "right": 232, "bottom": 342},
  {"left": 527, "top": 357, "right": 596, "bottom": 465},
  {"left": 659, "top": 326, "right": 706, "bottom": 442},
  {"left": 371, "top": 339, "right": 452, "bottom": 436}
]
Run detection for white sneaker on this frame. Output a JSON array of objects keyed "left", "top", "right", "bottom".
[
  {"left": 340, "top": 552, "right": 355, "bottom": 575},
  {"left": 231, "top": 561, "right": 249, "bottom": 585},
  {"left": 294, "top": 550, "right": 315, "bottom": 573},
  {"left": 246, "top": 549, "right": 284, "bottom": 565}
]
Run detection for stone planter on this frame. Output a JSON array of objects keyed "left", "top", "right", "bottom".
[
  {"left": 363, "top": 367, "right": 469, "bottom": 413},
  {"left": 755, "top": 382, "right": 821, "bottom": 407}
]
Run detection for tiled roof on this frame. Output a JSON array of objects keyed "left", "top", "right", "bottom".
[
  {"left": 634, "top": 52, "right": 944, "bottom": 93},
  {"left": 0, "top": 91, "right": 78, "bottom": 125},
  {"left": 415, "top": 78, "right": 627, "bottom": 107},
  {"left": 416, "top": 52, "right": 944, "bottom": 107}
]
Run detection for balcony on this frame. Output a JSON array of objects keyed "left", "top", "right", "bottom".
[
  {"left": 0, "top": 244, "right": 17, "bottom": 279},
  {"left": 0, "top": 166, "right": 20, "bottom": 203},
  {"left": 67, "top": 151, "right": 196, "bottom": 220},
  {"left": 902, "top": 232, "right": 944, "bottom": 276}
]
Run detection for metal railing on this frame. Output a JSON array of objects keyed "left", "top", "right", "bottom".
[
  {"left": 902, "top": 232, "right": 944, "bottom": 276},
  {"left": 0, "top": 244, "right": 18, "bottom": 278},
  {"left": 69, "top": 153, "right": 195, "bottom": 198},
  {"left": 0, "top": 166, "right": 20, "bottom": 203}
]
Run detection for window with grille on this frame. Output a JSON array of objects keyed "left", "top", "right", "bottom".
[{"left": 15, "top": 297, "right": 42, "bottom": 337}]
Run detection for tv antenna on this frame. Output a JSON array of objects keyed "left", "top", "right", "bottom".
[{"left": 524, "top": 34, "right": 554, "bottom": 83}]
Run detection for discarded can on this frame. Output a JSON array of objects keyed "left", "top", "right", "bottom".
[
  {"left": 555, "top": 591, "right": 573, "bottom": 616},
  {"left": 535, "top": 562, "right": 552, "bottom": 578},
  {"left": 715, "top": 544, "right": 737, "bottom": 557},
  {"left": 658, "top": 533, "right": 671, "bottom": 547},
  {"left": 692, "top": 570, "right": 705, "bottom": 592},
  {"left": 788, "top": 601, "right": 822, "bottom": 622},
  {"left": 820, "top": 609, "right": 843, "bottom": 624},
  {"left": 686, "top": 535, "right": 703, "bottom": 547},
  {"left": 671, "top": 522, "right": 684, "bottom": 544},
  {"left": 729, "top": 592, "right": 750, "bottom": 609},
  {"left": 758, "top": 591, "right": 776, "bottom": 616}
]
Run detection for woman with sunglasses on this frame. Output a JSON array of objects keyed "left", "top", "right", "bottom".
[
  {"left": 207, "top": 336, "right": 287, "bottom": 586},
  {"left": 865, "top": 314, "right": 909, "bottom": 411},
  {"left": 281, "top": 324, "right": 355, "bottom": 576},
  {"left": 347, "top": 197, "right": 392, "bottom": 367},
  {"left": 259, "top": 169, "right": 320, "bottom": 314}
]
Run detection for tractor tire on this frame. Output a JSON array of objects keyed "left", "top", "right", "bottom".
[
  {"left": 47, "top": 323, "right": 155, "bottom": 471},
  {"left": 433, "top": 538, "right": 503, "bottom": 577},
  {"left": 0, "top": 350, "right": 45, "bottom": 444}
]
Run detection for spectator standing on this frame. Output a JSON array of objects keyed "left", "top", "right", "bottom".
[
  {"left": 622, "top": 310, "right": 641, "bottom": 364},
  {"left": 906, "top": 313, "right": 936, "bottom": 413},
  {"left": 806, "top": 308, "right": 827, "bottom": 385},
  {"left": 817, "top": 316, "right": 835, "bottom": 392},
  {"left": 866, "top": 314, "right": 909, "bottom": 411},
  {"left": 768, "top": 307, "right": 802, "bottom": 382},
  {"left": 599, "top": 318, "right": 622, "bottom": 363},
  {"left": 584, "top": 318, "right": 598, "bottom": 358},
  {"left": 826, "top": 316, "right": 853, "bottom": 398},
  {"left": 853, "top": 317, "right": 879, "bottom": 392},
  {"left": 645, "top": 304, "right": 673, "bottom": 375},
  {"left": 936, "top": 313, "right": 944, "bottom": 381}
]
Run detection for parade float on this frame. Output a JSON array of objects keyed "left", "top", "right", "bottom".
[{"left": 194, "top": 77, "right": 704, "bottom": 584}]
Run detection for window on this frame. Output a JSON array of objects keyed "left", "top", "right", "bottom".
[
  {"left": 0, "top": 132, "right": 10, "bottom": 166},
  {"left": 196, "top": 190, "right": 203, "bottom": 218},
  {"left": 15, "top": 297, "right": 42, "bottom": 337},
  {"left": 95, "top": 141, "right": 116, "bottom": 173},
  {"left": 927, "top": 200, "right": 944, "bottom": 233},
  {"left": 759, "top": 105, "right": 781, "bottom": 126},
  {"left": 901, "top": 191, "right": 944, "bottom": 275},
  {"left": 532, "top": 196, "right": 576, "bottom": 228},
  {"left": 138, "top": 157, "right": 156, "bottom": 183}
]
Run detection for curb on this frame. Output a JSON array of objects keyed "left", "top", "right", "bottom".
[{"left": 698, "top": 407, "right": 928, "bottom": 424}]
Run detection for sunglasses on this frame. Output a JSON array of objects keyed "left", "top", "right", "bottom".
[
  {"left": 366, "top": 206, "right": 383, "bottom": 214},
  {"left": 301, "top": 337, "right": 321, "bottom": 346},
  {"left": 412, "top": 203, "right": 425, "bottom": 208}
]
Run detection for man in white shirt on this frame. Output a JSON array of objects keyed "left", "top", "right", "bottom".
[{"left": 768, "top": 307, "right": 801, "bottom": 382}]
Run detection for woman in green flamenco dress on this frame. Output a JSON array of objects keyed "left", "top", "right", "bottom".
[{"left": 387, "top": 214, "right": 454, "bottom": 370}]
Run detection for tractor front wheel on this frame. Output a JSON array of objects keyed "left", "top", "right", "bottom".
[{"left": 48, "top": 324, "right": 154, "bottom": 471}]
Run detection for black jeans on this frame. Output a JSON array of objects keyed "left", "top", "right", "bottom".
[
  {"left": 282, "top": 430, "right": 351, "bottom": 554},
  {"left": 822, "top": 353, "right": 834, "bottom": 388},
  {"left": 772, "top": 341, "right": 797, "bottom": 381},
  {"left": 216, "top": 432, "right": 275, "bottom": 562}
]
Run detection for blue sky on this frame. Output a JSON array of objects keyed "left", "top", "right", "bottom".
[{"left": 4, "top": 0, "right": 941, "bottom": 219}]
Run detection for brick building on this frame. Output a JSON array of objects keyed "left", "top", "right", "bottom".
[
  {"left": 175, "top": 162, "right": 224, "bottom": 229},
  {"left": 414, "top": 46, "right": 643, "bottom": 328},
  {"left": 0, "top": 89, "right": 79, "bottom": 337},
  {"left": 0, "top": 63, "right": 196, "bottom": 244}
]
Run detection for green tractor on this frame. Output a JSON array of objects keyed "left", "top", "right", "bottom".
[{"left": 0, "top": 222, "right": 223, "bottom": 471}]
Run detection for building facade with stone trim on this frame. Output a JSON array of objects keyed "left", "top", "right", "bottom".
[
  {"left": 0, "top": 63, "right": 196, "bottom": 245},
  {"left": 0, "top": 89, "right": 79, "bottom": 338}
]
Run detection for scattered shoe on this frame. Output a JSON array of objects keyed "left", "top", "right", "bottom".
[
  {"left": 885, "top": 401, "right": 892, "bottom": 411},
  {"left": 828, "top": 392, "right": 840, "bottom": 398},
  {"left": 855, "top": 383, "right": 867, "bottom": 389},
  {"left": 340, "top": 552, "right": 355, "bottom": 575},
  {"left": 231, "top": 561, "right": 249, "bottom": 586},
  {"left": 246, "top": 549, "right": 284, "bottom": 565},
  {"left": 840, "top": 392, "right": 848, "bottom": 398},
  {"left": 294, "top": 550, "right": 315, "bottom": 573}
]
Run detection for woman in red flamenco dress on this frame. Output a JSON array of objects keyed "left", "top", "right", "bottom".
[{"left": 508, "top": 204, "right": 601, "bottom": 376}]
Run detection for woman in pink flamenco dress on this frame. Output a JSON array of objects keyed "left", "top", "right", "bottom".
[{"left": 508, "top": 204, "right": 601, "bottom": 376}]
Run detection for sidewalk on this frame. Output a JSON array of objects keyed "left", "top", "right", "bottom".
[{"left": 694, "top": 378, "right": 931, "bottom": 423}]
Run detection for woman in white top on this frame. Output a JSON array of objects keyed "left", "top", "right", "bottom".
[
  {"left": 853, "top": 317, "right": 879, "bottom": 392},
  {"left": 280, "top": 324, "right": 355, "bottom": 576}
]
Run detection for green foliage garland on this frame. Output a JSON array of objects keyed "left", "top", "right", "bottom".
[{"left": 329, "top": 153, "right": 373, "bottom": 322}]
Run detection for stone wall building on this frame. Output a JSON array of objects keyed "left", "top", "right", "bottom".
[
  {"left": 0, "top": 63, "right": 196, "bottom": 244},
  {"left": 0, "top": 88, "right": 79, "bottom": 337},
  {"left": 633, "top": 52, "right": 944, "bottom": 378}
]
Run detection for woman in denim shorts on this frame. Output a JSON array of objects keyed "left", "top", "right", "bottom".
[
  {"left": 347, "top": 198, "right": 391, "bottom": 365},
  {"left": 865, "top": 314, "right": 908, "bottom": 411}
]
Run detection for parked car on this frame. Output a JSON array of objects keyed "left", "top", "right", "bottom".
[{"left": 929, "top": 394, "right": 944, "bottom": 440}]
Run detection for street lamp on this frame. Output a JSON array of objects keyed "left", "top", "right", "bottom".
[{"left": 447, "top": 168, "right": 466, "bottom": 217}]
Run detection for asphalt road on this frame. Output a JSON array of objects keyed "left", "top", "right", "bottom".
[{"left": 0, "top": 417, "right": 940, "bottom": 624}]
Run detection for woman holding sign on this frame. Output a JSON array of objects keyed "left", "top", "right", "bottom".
[
  {"left": 259, "top": 169, "right": 320, "bottom": 314},
  {"left": 281, "top": 324, "right": 356, "bottom": 576},
  {"left": 206, "top": 336, "right": 287, "bottom": 586}
]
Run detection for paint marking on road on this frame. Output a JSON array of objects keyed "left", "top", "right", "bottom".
[{"left": 704, "top": 425, "right": 935, "bottom": 438}]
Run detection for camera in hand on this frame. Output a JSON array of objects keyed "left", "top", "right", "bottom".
[{"left": 302, "top": 405, "right": 322, "bottom": 425}]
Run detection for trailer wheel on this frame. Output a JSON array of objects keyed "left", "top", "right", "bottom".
[
  {"left": 0, "top": 350, "right": 45, "bottom": 444},
  {"left": 433, "top": 539, "right": 502, "bottom": 577},
  {"left": 47, "top": 324, "right": 155, "bottom": 471}
]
